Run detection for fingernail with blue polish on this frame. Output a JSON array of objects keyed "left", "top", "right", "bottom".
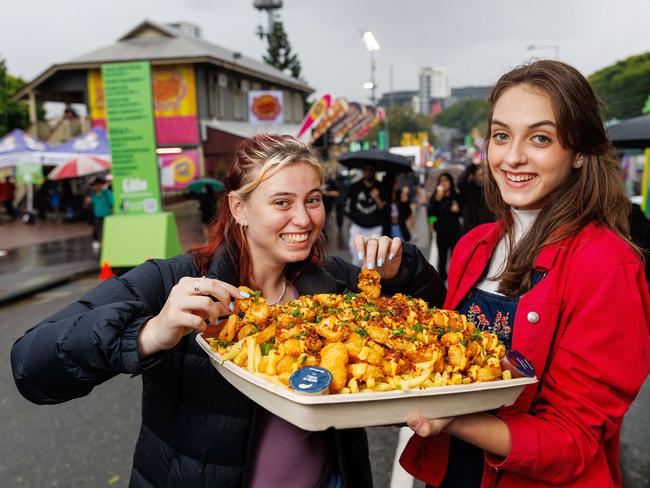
[
  {"left": 388, "top": 252, "right": 395, "bottom": 260},
  {"left": 229, "top": 302, "right": 235, "bottom": 312},
  {"left": 357, "top": 251, "right": 364, "bottom": 261},
  {"left": 367, "top": 262, "right": 375, "bottom": 270},
  {"left": 239, "top": 291, "right": 250, "bottom": 298},
  {"left": 377, "top": 258, "right": 384, "bottom": 267}
]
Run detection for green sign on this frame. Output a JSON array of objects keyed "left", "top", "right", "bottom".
[
  {"left": 643, "top": 94, "right": 650, "bottom": 115},
  {"left": 102, "top": 61, "right": 161, "bottom": 214},
  {"left": 16, "top": 163, "right": 43, "bottom": 184},
  {"left": 378, "top": 130, "right": 387, "bottom": 150}
]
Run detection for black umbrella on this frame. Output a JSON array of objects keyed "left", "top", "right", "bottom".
[
  {"left": 607, "top": 115, "right": 650, "bottom": 149},
  {"left": 339, "top": 149, "right": 413, "bottom": 174}
]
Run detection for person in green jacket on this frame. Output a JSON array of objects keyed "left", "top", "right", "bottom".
[{"left": 89, "top": 176, "right": 113, "bottom": 250}]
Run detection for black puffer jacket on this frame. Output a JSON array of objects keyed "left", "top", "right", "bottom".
[{"left": 11, "top": 243, "right": 444, "bottom": 488}]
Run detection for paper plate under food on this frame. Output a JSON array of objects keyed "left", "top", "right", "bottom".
[{"left": 197, "top": 334, "right": 537, "bottom": 431}]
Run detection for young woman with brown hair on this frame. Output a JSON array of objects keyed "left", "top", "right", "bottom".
[{"left": 400, "top": 60, "right": 650, "bottom": 487}]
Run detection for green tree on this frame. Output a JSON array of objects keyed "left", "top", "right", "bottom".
[
  {"left": 0, "top": 58, "right": 35, "bottom": 135},
  {"left": 367, "top": 105, "right": 433, "bottom": 147},
  {"left": 588, "top": 52, "right": 650, "bottom": 120},
  {"left": 434, "top": 98, "right": 489, "bottom": 134},
  {"left": 263, "top": 21, "right": 302, "bottom": 79}
]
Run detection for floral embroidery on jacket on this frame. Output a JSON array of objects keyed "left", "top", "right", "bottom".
[{"left": 466, "top": 301, "right": 512, "bottom": 345}]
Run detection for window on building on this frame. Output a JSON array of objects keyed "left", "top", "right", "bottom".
[
  {"left": 233, "top": 78, "right": 248, "bottom": 121},
  {"left": 209, "top": 73, "right": 228, "bottom": 119},
  {"left": 293, "top": 92, "right": 303, "bottom": 122}
]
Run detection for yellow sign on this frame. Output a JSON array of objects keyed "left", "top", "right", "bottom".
[
  {"left": 400, "top": 131, "right": 429, "bottom": 147},
  {"left": 88, "top": 69, "right": 106, "bottom": 122},
  {"left": 171, "top": 156, "right": 197, "bottom": 184},
  {"left": 152, "top": 65, "right": 197, "bottom": 117}
]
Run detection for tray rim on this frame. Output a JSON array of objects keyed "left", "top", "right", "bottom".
[{"left": 197, "top": 333, "right": 537, "bottom": 405}]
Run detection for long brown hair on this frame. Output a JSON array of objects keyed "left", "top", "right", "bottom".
[
  {"left": 483, "top": 60, "right": 633, "bottom": 297},
  {"left": 192, "top": 134, "right": 326, "bottom": 285}
]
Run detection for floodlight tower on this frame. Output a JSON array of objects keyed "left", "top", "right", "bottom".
[{"left": 254, "top": 0, "right": 283, "bottom": 40}]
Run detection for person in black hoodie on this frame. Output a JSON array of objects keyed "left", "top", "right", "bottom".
[
  {"left": 11, "top": 134, "right": 445, "bottom": 488},
  {"left": 345, "top": 165, "right": 389, "bottom": 266},
  {"left": 428, "top": 172, "right": 461, "bottom": 282}
]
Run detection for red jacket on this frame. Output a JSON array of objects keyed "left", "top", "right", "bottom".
[{"left": 401, "top": 222, "right": 650, "bottom": 487}]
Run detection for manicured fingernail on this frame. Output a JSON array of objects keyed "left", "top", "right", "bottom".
[
  {"left": 367, "top": 262, "right": 375, "bottom": 270},
  {"left": 388, "top": 252, "right": 395, "bottom": 260},
  {"left": 357, "top": 251, "right": 364, "bottom": 261},
  {"left": 239, "top": 291, "right": 250, "bottom": 298},
  {"left": 229, "top": 302, "right": 235, "bottom": 311},
  {"left": 377, "top": 258, "right": 384, "bottom": 267},
  {"left": 406, "top": 416, "right": 420, "bottom": 429}
]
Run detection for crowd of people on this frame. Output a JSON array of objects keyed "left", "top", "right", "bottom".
[{"left": 8, "top": 60, "right": 650, "bottom": 488}]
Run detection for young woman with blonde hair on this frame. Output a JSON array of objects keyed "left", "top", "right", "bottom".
[{"left": 12, "top": 134, "right": 444, "bottom": 488}]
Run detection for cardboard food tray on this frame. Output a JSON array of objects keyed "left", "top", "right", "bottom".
[{"left": 197, "top": 334, "right": 537, "bottom": 431}]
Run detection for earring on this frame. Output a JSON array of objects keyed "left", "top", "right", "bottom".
[
  {"left": 573, "top": 158, "right": 583, "bottom": 169},
  {"left": 239, "top": 222, "right": 248, "bottom": 233}
]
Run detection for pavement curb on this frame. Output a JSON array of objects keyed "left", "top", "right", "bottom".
[{"left": 0, "top": 264, "right": 99, "bottom": 306}]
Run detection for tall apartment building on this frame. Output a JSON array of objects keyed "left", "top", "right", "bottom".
[{"left": 419, "top": 67, "right": 450, "bottom": 114}]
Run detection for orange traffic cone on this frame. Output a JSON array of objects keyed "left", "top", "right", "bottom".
[{"left": 99, "top": 261, "right": 115, "bottom": 281}]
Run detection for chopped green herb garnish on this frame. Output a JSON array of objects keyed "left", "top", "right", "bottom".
[
  {"left": 412, "top": 323, "right": 424, "bottom": 333},
  {"left": 251, "top": 290, "right": 261, "bottom": 298},
  {"left": 355, "top": 327, "right": 369, "bottom": 337},
  {"left": 460, "top": 339, "right": 468, "bottom": 346},
  {"left": 300, "top": 355, "right": 308, "bottom": 364},
  {"left": 362, "top": 314, "right": 370, "bottom": 321},
  {"left": 260, "top": 342, "right": 274, "bottom": 356},
  {"left": 293, "top": 332, "right": 306, "bottom": 339},
  {"left": 292, "top": 309, "right": 301, "bottom": 318},
  {"left": 392, "top": 328, "right": 406, "bottom": 336},
  {"left": 314, "top": 315, "right": 322, "bottom": 323},
  {"left": 217, "top": 340, "right": 229, "bottom": 348},
  {"left": 433, "top": 327, "right": 445, "bottom": 336}
]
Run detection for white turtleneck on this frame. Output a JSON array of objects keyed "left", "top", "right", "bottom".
[{"left": 476, "top": 207, "right": 541, "bottom": 295}]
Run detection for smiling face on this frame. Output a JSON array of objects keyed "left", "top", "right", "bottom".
[
  {"left": 487, "top": 84, "right": 579, "bottom": 210},
  {"left": 233, "top": 162, "right": 325, "bottom": 268}
]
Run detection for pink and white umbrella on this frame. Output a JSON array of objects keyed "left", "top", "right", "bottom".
[{"left": 48, "top": 156, "right": 111, "bottom": 180}]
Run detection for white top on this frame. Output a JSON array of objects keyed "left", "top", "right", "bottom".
[{"left": 476, "top": 208, "right": 541, "bottom": 294}]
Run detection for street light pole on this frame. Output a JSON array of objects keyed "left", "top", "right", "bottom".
[
  {"left": 370, "top": 51, "right": 376, "bottom": 104},
  {"left": 362, "top": 31, "right": 380, "bottom": 105},
  {"left": 527, "top": 44, "right": 560, "bottom": 60}
]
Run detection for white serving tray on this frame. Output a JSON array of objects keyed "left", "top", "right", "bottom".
[{"left": 197, "top": 334, "right": 537, "bottom": 431}]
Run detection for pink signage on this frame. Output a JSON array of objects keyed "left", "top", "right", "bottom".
[{"left": 160, "top": 150, "right": 200, "bottom": 190}]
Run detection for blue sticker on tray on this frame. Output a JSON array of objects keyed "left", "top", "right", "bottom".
[
  {"left": 501, "top": 350, "right": 536, "bottom": 378},
  {"left": 289, "top": 366, "right": 332, "bottom": 395}
]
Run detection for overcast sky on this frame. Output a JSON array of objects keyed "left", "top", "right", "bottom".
[{"left": 2, "top": 0, "right": 650, "bottom": 111}]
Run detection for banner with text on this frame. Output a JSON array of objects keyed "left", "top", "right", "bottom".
[
  {"left": 102, "top": 61, "right": 161, "bottom": 215},
  {"left": 89, "top": 65, "right": 199, "bottom": 145}
]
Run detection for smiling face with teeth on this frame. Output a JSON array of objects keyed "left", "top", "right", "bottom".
[
  {"left": 236, "top": 162, "right": 325, "bottom": 268},
  {"left": 487, "top": 84, "right": 579, "bottom": 210}
]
